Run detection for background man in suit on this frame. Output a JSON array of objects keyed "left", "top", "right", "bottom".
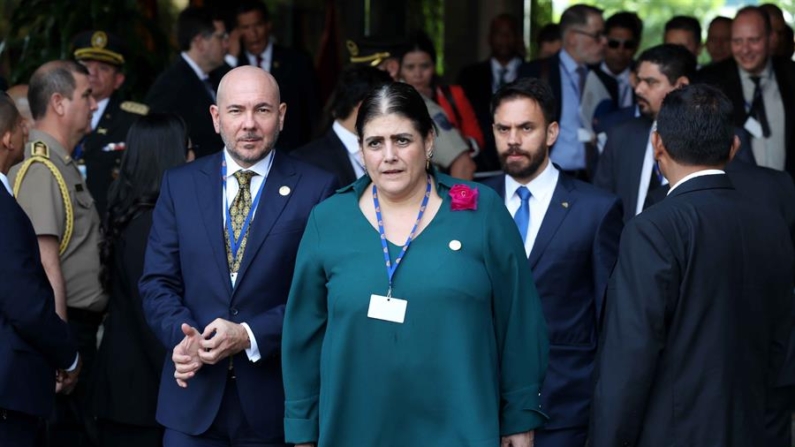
[
  {"left": 663, "top": 16, "right": 703, "bottom": 59},
  {"left": 519, "top": 4, "right": 616, "bottom": 181},
  {"left": 601, "top": 12, "right": 642, "bottom": 110},
  {"left": 146, "top": 6, "right": 227, "bottom": 159},
  {"left": 73, "top": 29, "right": 148, "bottom": 216},
  {"left": 457, "top": 13, "right": 525, "bottom": 173},
  {"left": 536, "top": 24, "right": 562, "bottom": 60},
  {"left": 591, "top": 84, "right": 794, "bottom": 447},
  {"left": 481, "top": 78, "right": 622, "bottom": 447},
  {"left": 222, "top": 0, "right": 319, "bottom": 150},
  {"left": 140, "top": 66, "right": 337, "bottom": 446},
  {"left": 594, "top": 44, "right": 695, "bottom": 223},
  {"left": 0, "top": 91, "right": 80, "bottom": 447},
  {"left": 705, "top": 16, "right": 733, "bottom": 64},
  {"left": 292, "top": 65, "right": 391, "bottom": 186},
  {"left": 698, "top": 6, "right": 795, "bottom": 177}
]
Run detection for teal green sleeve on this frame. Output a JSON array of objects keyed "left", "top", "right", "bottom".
[
  {"left": 282, "top": 210, "right": 326, "bottom": 444},
  {"left": 482, "top": 193, "right": 550, "bottom": 435}
]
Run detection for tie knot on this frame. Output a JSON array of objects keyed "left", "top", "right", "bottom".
[
  {"left": 750, "top": 76, "right": 762, "bottom": 86},
  {"left": 516, "top": 186, "right": 532, "bottom": 202},
  {"left": 234, "top": 170, "right": 257, "bottom": 188}
]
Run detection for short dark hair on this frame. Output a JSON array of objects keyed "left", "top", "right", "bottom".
[
  {"left": 636, "top": 44, "right": 697, "bottom": 85},
  {"left": 355, "top": 82, "right": 436, "bottom": 141},
  {"left": 329, "top": 66, "right": 393, "bottom": 120},
  {"left": 490, "top": 78, "right": 556, "bottom": 125},
  {"left": 0, "top": 93, "right": 21, "bottom": 136},
  {"left": 490, "top": 13, "right": 521, "bottom": 37},
  {"left": 236, "top": 0, "right": 270, "bottom": 22},
  {"left": 656, "top": 84, "right": 734, "bottom": 166},
  {"left": 536, "top": 23, "right": 561, "bottom": 46},
  {"left": 736, "top": 6, "right": 772, "bottom": 35},
  {"left": 709, "top": 16, "right": 732, "bottom": 29},
  {"left": 177, "top": 6, "right": 216, "bottom": 52},
  {"left": 664, "top": 16, "right": 702, "bottom": 44},
  {"left": 28, "top": 60, "right": 90, "bottom": 120},
  {"left": 559, "top": 4, "right": 603, "bottom": 35},
  {"left": 605, "top": 11, "right": 643, "bottom": 41},
  {"left": 400, "top": 31, "right": 437, "bottom": 65}
]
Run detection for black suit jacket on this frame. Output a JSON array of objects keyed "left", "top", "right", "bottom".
[
  {"left": 591, "top": 174, "right": 794, "bottom": 446},
  {"left": 145, "top": 57, "right": 222, "bottom": 159},
  {"left": 291, "top": 128, "right": 357, "bottom": 187},
  {"left": 0, "top": 185, "right": 77, "bottom": 418},
  {"left": 89, "top": 208, "right": 165, "bottom": 427},
  {"left": 697, "top": 57, "right": 795, "bottom": 177},
  {"left": 481, "top": 172, "right": 623, "bottom": 429},
  {"left": 218, "top": 45, "right": 319, "bottom": 151},
  {"left": 83, "top": 93, "right": 143, "bottom": 216}
]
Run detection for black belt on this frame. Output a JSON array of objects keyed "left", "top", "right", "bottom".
[{"left": 66, "top": 307, "right": 104, "bottom": 325}]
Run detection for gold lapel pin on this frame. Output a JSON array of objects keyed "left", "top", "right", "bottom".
[
  {"left": 279, "top": 186, "right": 291, "bottom": 196},
  {"left": 562, "top": 202, "right": 569, "bottom": 208},
  {"left": 97, "top": 128, "right": 108, "bottom": 135}
]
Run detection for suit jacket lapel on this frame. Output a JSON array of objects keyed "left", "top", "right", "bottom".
[
  {"left": 195, "top": 153, "right": 233, "bottom": 296},
  {"left": 625, "top": 118, "right": 653, "bottom": 212},
  {"left": 233, "top": 151, "right": 298, "bottom": 290},
  {"left": 528, "top": 175, "right": 574, "bottom": 268},
  {"left": 327, "top": 130, "right": 357, "bottom": 185}
]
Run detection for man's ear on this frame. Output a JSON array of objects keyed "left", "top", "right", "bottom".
[
  {"left": 1, "top": 130, "right": 11, "bottom": 150},
  {"left": 728, "top": 134, "right": 741, "bottom": 162},
  {"left": 651, "top": 130, "right": 666, "bottom": 161},
  {"left": 210, "top": 105, "right": 221, "bottom": 133},
  {"left": 51, "top": 92, "right": 66, "bottom": 116}
]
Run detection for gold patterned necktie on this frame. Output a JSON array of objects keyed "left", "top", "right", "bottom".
[{"left": 225, "top": 170, "right": 258, "bottom": 273}]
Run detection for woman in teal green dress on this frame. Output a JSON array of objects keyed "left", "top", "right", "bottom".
[{"left": 282, "top": 82, "right": 549, "bottom": 447}]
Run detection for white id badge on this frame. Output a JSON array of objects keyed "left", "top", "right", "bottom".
[
  {"left": 577, "top": 128, "right": 594, "bottom": 143},
  {"left": 744, "top": 117, "right": 763, "bottom": 139},
  {"left": 367, "top": 294, "right": 407, "bottom": 324}
]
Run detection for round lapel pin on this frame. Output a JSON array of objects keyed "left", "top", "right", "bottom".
[{"left": 279, "top": 186, "right": 291, "bottom": 196}]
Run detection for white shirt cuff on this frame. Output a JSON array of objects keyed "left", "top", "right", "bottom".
[
  {"left": 224, "top": 54, "right": 238, "bottom": 68},
  {"left": 240, "top": 322, "right": 261, "bottom": 362},
  {"left": 65, "top": 354, "right": 79, "bottom": 372}
]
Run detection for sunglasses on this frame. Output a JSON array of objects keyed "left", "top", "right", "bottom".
[{"left": 607, "top": 38, "right": 637, "bottom": 50}]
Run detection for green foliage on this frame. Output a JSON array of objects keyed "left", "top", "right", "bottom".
[{"left": 0, "top": 0, "right": 173, "bottom": 100}]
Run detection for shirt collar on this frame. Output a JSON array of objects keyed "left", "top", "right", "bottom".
[
  {"left": 667, "top": 169, "right": 725, "bottom": 195},
  {"left": 0, "top": 172, "right": 11, "bottom": 195},
  {"left": 504, "top": 161, "right": 559, "bottom": 201},
  {"left": 600, "top": 61, "right": 630, "bottom": 81},
  {"left": 92, "top": 97, "right": 110, "bottom": 131},
  {"left": 181, "top": 52, "right": 209, "bottom": 80},
  {"left": 332, "top": 121, "right": 360, "bottom": 156},
  {"left": 738, "top": 57, "right": 773, "bottom": 82},
  {"left": 246, "top": 39, "right": 274, "bottom": 66},
  {"left": 559, "top": 49, "right": 581, "bottom": 75},
  {"left": 223, "top": 148, "right": 275, "bottom": 180},
  {"left": 490, "top": 57, "right": 522, "bottom": 73}
]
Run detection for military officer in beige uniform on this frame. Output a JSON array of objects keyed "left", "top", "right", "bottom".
[{"left": 9, "top": 60, "right": 105, "bottom": 446}]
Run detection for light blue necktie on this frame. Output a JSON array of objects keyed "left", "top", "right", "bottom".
[{"left": 514, "top": 186, "right": 532, "bottom": 242}]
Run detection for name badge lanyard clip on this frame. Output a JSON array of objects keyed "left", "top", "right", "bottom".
[
  {"left": 221, "top": 155, "right": 274, "bottom": 268},
  {"left": 373, "top": 175, "right": 431, "bottom": 297}
]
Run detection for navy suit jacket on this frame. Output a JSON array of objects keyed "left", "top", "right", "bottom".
[
  {"left": 592, "top": 174, "right": 793, "bottom": 446},
  {"left": 291, "top": 128, "right": 357, "bottom": 187},
  {"left": 0, "top": 186, "right": 77, "bottom": 418},
  {"left": 139, "top": 151, "right": 337, "bottom": 440},
  {"left": 481, "top": 172, "right": 623, "bottom": 429}
]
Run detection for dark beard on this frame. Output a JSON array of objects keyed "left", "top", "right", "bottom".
[{"left": 499, "top": 147, "right": 545, "bottom": 180}]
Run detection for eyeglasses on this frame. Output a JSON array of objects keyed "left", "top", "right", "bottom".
[
  {"left": 607, "top": 38, "right": 637, "bottom": 50},
  {"left": 571, "top": 29, "right": 606, "bottom": 41}
]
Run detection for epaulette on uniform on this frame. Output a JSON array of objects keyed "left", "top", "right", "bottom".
[{"left": 120, "top": 101, "right": 149, "bottom": 116}]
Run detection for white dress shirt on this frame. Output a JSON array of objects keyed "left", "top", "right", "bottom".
[
  {"left": 91, "top": 98, "right": 110, "bottom": 131},
  {"left": 667, "top": 169, "right": 725, "bottom": 195},
  {"left": 225, "top": 39, "right": 275, "bottom": 71},
  {"left": 221, "top": 148, "right": 276, "bottom": 363},
  {"left": 739, "top": 60, "right": 786, "bottom": 170},
  {"left": 490, "top": 57, "right": 522, "bottom": 92},
  {"left": 504, "top": 162, "right": 560, "bottom": 257},
  {"left": 332, "top": 121, "right": 365, "bottom": 179},
  {"left": 0, "top": 172, "right": 11, "bottom": 195},
  {"left": 635, "top": 121, "right": 668, "bottom": 216}
]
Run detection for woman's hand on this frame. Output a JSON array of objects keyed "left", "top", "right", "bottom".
[{"left": 501, "top": 430, "right": 534, "bottom": 447}]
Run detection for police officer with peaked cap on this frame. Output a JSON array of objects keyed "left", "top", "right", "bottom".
[{"left": 73, "top": 30, "right": 148, "bottom": 216}]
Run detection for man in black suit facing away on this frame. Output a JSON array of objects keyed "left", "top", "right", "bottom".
[
  {"left": 221, "top": 0, "right": 319, "bottom": 150},
  {"left": 146, "top": 6, "right": 228, "bottom": 159},
  {"left": 0, "top": 92, "right": 80, "bottom": 447},
  {"left": 292, "top": 66, "right": 391, "bottom": 187},
  {"left": 591, "top": 84, "right": 794, "bottom": 447}
]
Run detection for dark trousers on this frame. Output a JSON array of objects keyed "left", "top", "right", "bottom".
[
  {"left": 98, "top": 419, "right": 164, "bottom": 447},
  {"left": 765, "top": 385, "right": 795, "bottom": 447},
  {"left": 163, "top": 377, "right": 288, "bottom": 447},
  {"left": 0, "top": 409, "right": 40, "bottom": 447},
  {"left": 46, "top": 308, "right": 102, "bottom": 447},
  {"left": 535, "top": 425, "right": 588, "bottom": 447}
]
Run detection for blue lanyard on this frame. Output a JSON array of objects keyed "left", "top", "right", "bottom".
[
  {"left": 221, "top": 155, "right": 273, "bottom": 261},
  {"left": 373, "top": 175, "right": 432, "bottom": 297}
]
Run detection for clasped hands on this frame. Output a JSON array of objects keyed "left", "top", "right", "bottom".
[
  {"left": 172, "top": 319, "right": 250, "bottom": 388},
  {"left": 55, "top": 355, "right": 81, "bottom": 394}
]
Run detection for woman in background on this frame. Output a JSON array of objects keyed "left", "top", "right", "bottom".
[{"left": 89, "top": 113, "right": 190, "bottom": 447}]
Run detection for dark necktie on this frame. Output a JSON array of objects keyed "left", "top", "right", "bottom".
[
  {"left": 513, "top": 186, "right": 532, "bottom": 243},
  {"left": 576, "top": 66, "right": 588, "bottom": 98},
  {"left": 749, "top": 76, "right": 771, "bottom": 138},
  {"left": 202, "top": 78, "right": 216, "bottom": 102},
  {"left": 498, "top": 67, "right": 508, "bottom": 90},
  {"left": 256, "top": 54, "right": 264, "bottom": 70},
  {"left": 225, "top": 170, "right": 257, "bottom": 273}
]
